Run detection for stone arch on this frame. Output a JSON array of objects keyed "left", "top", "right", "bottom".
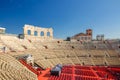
[
  {"left": 27, "top": 30, "right": 31, "bottom": 35},
  {"left": 40, "top": 31, "right": 44, "bottom": 36},
  {"left": 47, "top": 31, "right": 50, "bottom": 37},
  {"left": 34, "top": 31, "right": 38, "bottom": 36},
  {"left": 23, "top": 24, "right": 53, "bottom": 39},
  {"left": 47, "top": 29, "right": 53, "bottom": 38}
]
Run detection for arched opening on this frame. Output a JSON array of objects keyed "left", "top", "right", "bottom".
[
  {"left": 47, "top": 32, "right": 50, "bottom": 37},
  {"left": 67, "top": 55, "right": 69, "bottom": 57},
  {"left": 34, "top": 31, "right": 38, "bottom": 36},
  {"left": 27, "top": 30, "right": 31, "bottom": 35},
  {"left": 22, "top": 45, "right": 27, "bottom": 49},
  {"left": 119, "top": 46, "right": 120, "bottom": 48},
  {"left": 72, "top": 46, "right": 75, "bottom": 49},
  {"left": 44, "top": 46, "right": 48, "bottom": 49},
  {"left": 40, "top": 31, "right": 44, "bottom": 36},
  {"left": 57, "top": 41, "right": 60, "bottom": 43}
]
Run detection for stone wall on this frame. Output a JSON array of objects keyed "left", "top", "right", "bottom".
[{"left": 23, "top": 24, "right": 53, "bottom": 41}]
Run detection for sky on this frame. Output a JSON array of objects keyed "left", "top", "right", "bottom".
[{"left": 0, "top": 0, "right": 120, "bottom": 39}]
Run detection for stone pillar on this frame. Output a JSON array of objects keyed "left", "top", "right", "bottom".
[
  {"left": 23, "top": 27, "right": 27, "bottom": 35},
  {"left": 37, "top": 31, "right": 40, "bottom": 36},
  {"left": 50, "top": 28, "right": 53, "bottom": 38},
  {"left": 44, "top": 31, "right": 47, "bottom": 38},
  {"left": 31, "top": 29, "right": 34, "bottom": 36}
]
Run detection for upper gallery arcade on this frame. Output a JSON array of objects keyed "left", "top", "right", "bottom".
[{"left": 23, "top": 24, "right": 53, "bottom": 40}]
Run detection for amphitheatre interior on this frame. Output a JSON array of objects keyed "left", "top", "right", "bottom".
[{"left": 0, "top": 24, "right": 120, "bottom": 80}]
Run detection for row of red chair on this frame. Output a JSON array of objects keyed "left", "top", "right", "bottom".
[
  {"left": 49, "top": 74, "right": 72, "bottom": 80},
  {"left": 75, "top": 70, "right": 95, "bottom": 77},
  {"left": 62, "top": 65, "right": 73, "bottom": 68},
  {"left": 96, "top": 72, "right": 107, "bottom": 78},
  {"left": 75, "top": 76, "right": 98, "bottom": 80},
  {"left": 75, "top": 66, "right": 91, "bottom": 70},
  {"left": 49, "top": 65, "right": 120, "bottom": 80},
  {"left": 93, "top": 66, "right": 108, "bottom": 72},
  {"left": 93, "top": 67, "right": 116, "bottom": 79},
  {"left": 19, "top": 59, "right": 39, "bottom": 75},
  {"left": 61, "top": 68, "right": 73, "bottom": 74}
]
